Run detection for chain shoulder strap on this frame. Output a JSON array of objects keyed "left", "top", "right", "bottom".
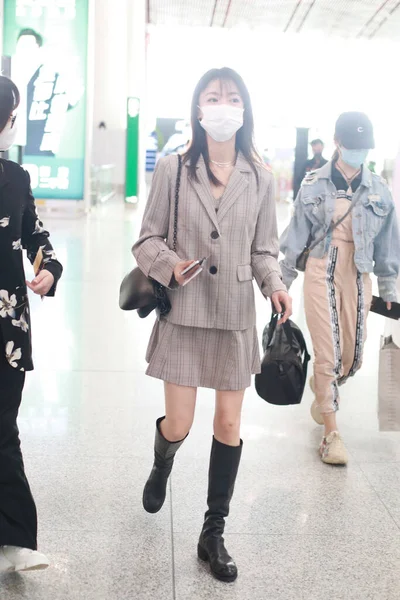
[{"left": 172, "top": 154, "right": 182, "bottom": 253}]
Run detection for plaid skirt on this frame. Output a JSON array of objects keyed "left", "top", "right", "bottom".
[{"left": 146, "top": 319, "right": 261, "bottom": 391}]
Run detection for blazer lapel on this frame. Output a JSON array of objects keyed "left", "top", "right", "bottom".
[
  {"left": 186, "top": 153, "right": 251, "bottom": 227},
  {"left": 216, "top": 154, "right": 250, "bottom": 223},
  {"left": 187, "top": 158, "right": 220, "bottom": 232}
]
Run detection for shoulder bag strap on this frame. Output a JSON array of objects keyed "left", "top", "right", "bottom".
[
  {"left": 307, "top": 195, "right": 358, "bottom": 253},
  {"left": 172, "top": 154, "right": 182, "bottom": 253}
]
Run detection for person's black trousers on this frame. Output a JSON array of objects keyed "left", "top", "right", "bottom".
[{"left": 0, "top": 346, "right": 37, "bottom": 550}]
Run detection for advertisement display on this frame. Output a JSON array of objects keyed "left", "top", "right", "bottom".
[{"left": 3, "top": 0, "right": 89, "bottom": 200}]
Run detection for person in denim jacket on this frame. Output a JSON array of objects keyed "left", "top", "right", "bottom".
[{"left": 280, "top": 112, "right": 400, "bottom": 465}]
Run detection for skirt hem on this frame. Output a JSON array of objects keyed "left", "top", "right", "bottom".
[{"left": 145, "top": 320, "right": 260, "bottom": 391}]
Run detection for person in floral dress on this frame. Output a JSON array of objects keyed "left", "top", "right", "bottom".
[{"left": 0, "top": 76, "right": 62, "bottom": 572}]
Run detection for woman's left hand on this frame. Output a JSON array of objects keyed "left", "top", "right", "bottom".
[
  {"left": 271, "top": 290, "right": 293, "bottom": 325},
  {"left": 26, "top": 269, "right": 55, "bottom": 296},
  {"left": 387, "top": 302, "right": 392, "bottom": 311}
]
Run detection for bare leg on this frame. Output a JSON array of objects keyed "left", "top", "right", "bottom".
[
  {"left": 161, "top": 382, "right": 197, "bottom": 441},
  {"left": 214, "top": 390, "right": 245, "bottom": 447}
]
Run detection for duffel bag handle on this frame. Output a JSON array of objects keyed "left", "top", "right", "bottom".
[{"left": 267, "top": 312, "right": 294, "bottom": 348}]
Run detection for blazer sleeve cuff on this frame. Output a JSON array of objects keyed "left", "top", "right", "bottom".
[
  {"left": 148, "top": 250, "right": 181, "bottom": 288},
  {"left": 261, "top": 271, "right": 287, "bottom": 299}
]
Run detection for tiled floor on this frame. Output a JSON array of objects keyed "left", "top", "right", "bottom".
[{"left": 2, "top": 199, "right": 400, "bottom": 599}]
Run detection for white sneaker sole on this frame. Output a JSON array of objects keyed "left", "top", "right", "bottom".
[
  {"left": 15, "top": 561, "right": 49, "bottom": 572},
  {"left": 0, "top": 560, "right": 14, "bottom": 573},
  {"left": 321, "top": 454, "right": 348, "bottom": 466},
  {"left": 0, "top": 547, "right": 49, "bottom": 573}
]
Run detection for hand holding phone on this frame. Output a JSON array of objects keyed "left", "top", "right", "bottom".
[
  {"left": 370, "top": 296, "right": 400, "bottom": 320},
  {"left": 174, "top": 258, "right": 207, "bottom": 287}
]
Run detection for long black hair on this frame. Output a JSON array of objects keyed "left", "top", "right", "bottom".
[
  {"left": 0, "top": 76, "right": 20, "bottom": 134},
  {"left": 184, "top": 67, "right": 261, "bottom": 186}
]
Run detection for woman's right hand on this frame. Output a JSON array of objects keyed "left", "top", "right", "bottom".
[{"left": 173, "top": 260, "right": 197, "bottom": 286}]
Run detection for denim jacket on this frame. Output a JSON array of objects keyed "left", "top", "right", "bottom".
[{"left": 280, "top": 161, "right": 400, "bottom": 302}]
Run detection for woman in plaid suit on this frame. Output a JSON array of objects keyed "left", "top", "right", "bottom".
[{"left": 133, "top": 67, "right": 292, "bottom": 582}]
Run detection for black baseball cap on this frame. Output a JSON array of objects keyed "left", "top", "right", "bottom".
[{"left": 335, "top": 112, "right": 375, "bottom": 150}]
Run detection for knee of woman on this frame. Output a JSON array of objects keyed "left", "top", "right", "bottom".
[
  {"left": 163, "top": 417, "right": 191, "bottom": 441},
  {"left": 215, "top": 416, "right": 240, "bottom": 437}
]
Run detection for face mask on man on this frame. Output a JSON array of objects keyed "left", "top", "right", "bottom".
[
  {"left": 199, "top": 104, "right": 244, "bottom": 142},
  {"left": 0, "top": 118, "right": 18, "bottom": 151},
  {"left": 340, "top": 146, "right": 369, "bottom": 169}
]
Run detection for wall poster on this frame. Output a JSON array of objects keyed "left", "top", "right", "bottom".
[{"left": 3, "top": 0, "right": 88, "bottom": 200}]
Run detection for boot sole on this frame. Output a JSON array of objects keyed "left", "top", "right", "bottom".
[
  {"left": 142, "top": 481, "right": 166, "bottom": 514},
  {"left": 197, "top": 545, "right": 238, "bottom": 583},
  {"left": 142, "top": 491, "right": 165, "bottom": 514}
]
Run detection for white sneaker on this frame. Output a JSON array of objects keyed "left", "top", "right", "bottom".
[
  {"left": 0, "top": 548, "right": 14, "bottom": 572},
  {"left": 309, "top": 377, "right": 324, "bottom": 425},
  {"left": 0, "top": 546, "right": 49, "bottom": 572},
  {"left": 319, "top": 431, "right": 348, "bottom": 465}
]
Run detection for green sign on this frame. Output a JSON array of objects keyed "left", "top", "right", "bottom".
[
  {"left": 3, "top": 0, "right": 88, "bottom": 200},
  {"left": 126, "top": 97, "right": 140, "bottom": 203}
]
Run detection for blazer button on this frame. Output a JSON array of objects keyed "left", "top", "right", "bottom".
[
  {"left": 211, "top": 231, "right": 220, "bottom": 240},
  {"left": 209, "top": 266, "right": 218, "bottom": 275}
]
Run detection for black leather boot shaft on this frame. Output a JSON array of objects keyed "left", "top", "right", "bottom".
[
  {"left": 143, "top": 417, "right": 187, "bottom": 514},
  {"left": 198, "top": 437, "right": 243, "bottom": 582}
]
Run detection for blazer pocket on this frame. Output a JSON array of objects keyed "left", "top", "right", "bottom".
[{"left": 237, "top": 265, "right": 253, "bottom": 282}]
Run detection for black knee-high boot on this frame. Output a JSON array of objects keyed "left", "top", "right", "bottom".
[
  {"left": 198, "top": 437, "right": 243, "bottom": 583},
  {"left": 142, "top": 417, "right": 187, "bottom": 514}
]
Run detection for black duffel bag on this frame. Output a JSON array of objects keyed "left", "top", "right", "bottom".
[{"left": 255, "top": 314, "right": 310, "bottom": 406}]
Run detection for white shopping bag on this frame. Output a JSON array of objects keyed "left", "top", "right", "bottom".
[{"left": 378, "top": 335, "right": 400, "bottom": 431}]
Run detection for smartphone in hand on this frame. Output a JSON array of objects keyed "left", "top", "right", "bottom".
[
  {"left": 371, "top": 296, "right": 400, "bottom": 320},
  {"left": 180, "top": 257, "right": 207, "bottom": 287}
]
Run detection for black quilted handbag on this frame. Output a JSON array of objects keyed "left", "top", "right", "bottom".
[{"left": 119, "top": 154, "right": 182, "bottom": 318}]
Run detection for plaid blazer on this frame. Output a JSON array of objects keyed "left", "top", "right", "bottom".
[{"left": 133, "top": 153, "right": 286, "bottom": 331}]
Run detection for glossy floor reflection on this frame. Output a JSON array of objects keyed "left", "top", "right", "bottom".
[{"left": 2, "top": 199, "right": 400, "bottom": 599}]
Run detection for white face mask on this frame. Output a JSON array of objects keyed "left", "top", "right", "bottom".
[
  {"left": 199, "top": 104, "right": 244, "bottom": 142},
  {"left": 339, "top": 146, "right": 369, "bottom": 169},
  {"left": 0, "top": 118, "right": 18, "bottom": 151}
]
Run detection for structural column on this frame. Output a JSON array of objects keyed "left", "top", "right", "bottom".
[{"left": 126, "top": 0, "right": 147, "bottom": 204}]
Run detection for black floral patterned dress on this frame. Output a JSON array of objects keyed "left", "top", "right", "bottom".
[{"left": 0, "top": 159, "right": 63, "bottom": 371}]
